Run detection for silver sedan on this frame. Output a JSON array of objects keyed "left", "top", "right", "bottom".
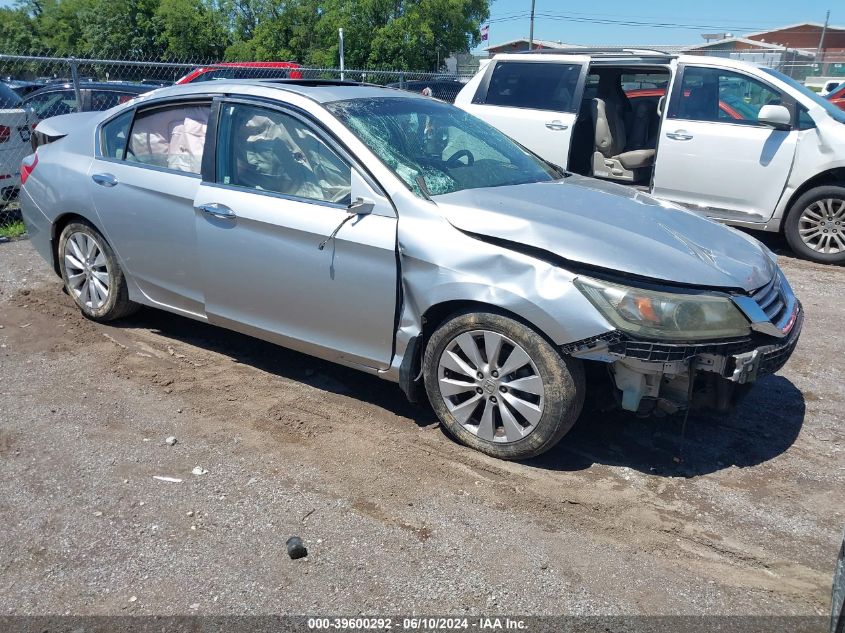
[{"left": 19, "top": 80, "right": 803, "bottom": 460}]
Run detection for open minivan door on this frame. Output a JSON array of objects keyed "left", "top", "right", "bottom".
[
  {"left": 454, "top": 54, "right": 590, "bottom": 169},
  {"left": 651, "top": 62, "right": 800, "bottom": 226}
]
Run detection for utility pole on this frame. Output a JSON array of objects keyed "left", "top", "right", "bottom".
[
  {"left": 815, "top": 10, "right": 830, "bottom": 73},
  {"left": 339, "top": 28, "right": 345, "bottom": 81},
  {"left": 528, "top": 0, "right": 536, "bottom": 51}
]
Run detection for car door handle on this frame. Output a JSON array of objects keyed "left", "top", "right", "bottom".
[
  {"left": 92, "top": 173, "right": 118, "bottom": 187},
  {"left": 545, "top": 120, "right": 569, "bottom": 131},
  {"left": 197, "top": 203, "right": 236, "bottom": 220},
  {"left": 666, "top": 130, "right": 694, "bottom": 141}
]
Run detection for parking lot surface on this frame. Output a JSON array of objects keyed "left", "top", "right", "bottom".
[{"left": 0, "top": 237, "right": 843, "bottom": 615}]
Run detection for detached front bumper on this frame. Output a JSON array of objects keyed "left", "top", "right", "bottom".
[{"left": 565, "top": 301, "right": 803, "bottom": 414}]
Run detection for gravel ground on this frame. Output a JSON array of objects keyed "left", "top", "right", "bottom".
[{"left": 0, "top": 236, "right": 843, "bottom": 617}]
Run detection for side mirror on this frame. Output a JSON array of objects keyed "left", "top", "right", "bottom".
[
  {"left": 758, "top": 104, "right": 792, "bottom": 130},
  {"left": 347, "top": 196, "right": 374, "bottom": 215}
]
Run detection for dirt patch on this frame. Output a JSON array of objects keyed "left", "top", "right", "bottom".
[{"left": 0, "top": 239, "right": 843, "bottom": 615}]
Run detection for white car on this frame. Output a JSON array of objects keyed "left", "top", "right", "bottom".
[
  {"left": 455, "top": 50, "right": 845, "bottom": 264},
  {"left": 0, "top": 82, "right": 33, "bottom": 199}
]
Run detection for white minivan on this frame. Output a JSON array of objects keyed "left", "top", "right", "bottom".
[{"left": 455, "top": 50, "right": 845, "bottom": 264}]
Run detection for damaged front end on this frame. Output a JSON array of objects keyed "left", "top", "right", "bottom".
[{"left": 565, "top": 269, "right": 803, "bottom": 415}]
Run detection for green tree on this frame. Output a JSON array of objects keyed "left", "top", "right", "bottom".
[
  {"left": 0, "top": 7, "right": 38, "bottom": 54},
  {"left": 76, "top": 0, "right": 162, "bottom": 58},
  {"left": 155, "top": 0, "right": 230, "bottom": 59}
]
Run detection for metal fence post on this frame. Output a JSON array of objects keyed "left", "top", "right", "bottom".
[
  {"left": 69, "top": 57, "right": 83, "bottom": 113},
  {"left": 399, "top": 72, "right": 405, "bottom": 89}
]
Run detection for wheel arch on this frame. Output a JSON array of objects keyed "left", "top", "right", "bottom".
[
  {"left": 783, "top": 168, "right": 845, "bottom": 229},
  {"left": 398, "top": 299, "right": 572, "bottom": 403},
  {"left": 50, "top": 212, "right": 101, "bottom": 275}
]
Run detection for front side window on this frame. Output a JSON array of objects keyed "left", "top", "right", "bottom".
[
  {"left": 670, "top": 67, "right": 783, "bottom": 125},
  {"left": 217, "top": 103, "right": 351, "bottom": 205},
  {"left": 100, "top": 110, "right": 133, "bottom": 159},
  {"left": 126, "top": 103, "right": 210, "bottom": 174},
  {"left": 327, "top": 97, "right": 561, "bottom": 198},
  {"left": 481, "top": 61, "right": 582, "bottom": 112}
]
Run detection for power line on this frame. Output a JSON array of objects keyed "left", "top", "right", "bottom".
[{"left": 484, "top": 11, "right": 838, "bottom": 34}]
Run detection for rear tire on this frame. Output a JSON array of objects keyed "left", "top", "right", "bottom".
[
  {"left": 784, "top": 185, "right": 845, "bottom": 264},
  {"left": 423, "top": 309, "right": 585, "bottom": 460},
  {"left": 58, "top": 220, "right": 138, "bottom": 321}
]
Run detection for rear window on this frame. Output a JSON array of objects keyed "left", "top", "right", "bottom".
[
  {"left": 478, "top": 61, "right": 582, "bottom": 112},
  {"left": 0, "top": 83, "right": 22, "bottom": 109}
]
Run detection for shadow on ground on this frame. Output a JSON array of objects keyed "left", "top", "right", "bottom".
[
  {"left": 530, "top": 374, "right": 805, "bottom": 477},
  {"left": 115, "top": 306, "right": 805, "bottom": 478}
]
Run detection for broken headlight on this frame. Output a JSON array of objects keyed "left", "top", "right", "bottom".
[{"left": 574, "top": 277, "right": 750, "bottom": 341}]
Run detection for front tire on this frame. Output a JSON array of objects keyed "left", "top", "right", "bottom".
[
  {"left": 423, "top": 310, "right": 585, "bottom": 460},
  {"left": 58, "top": 220, "right": 138, "bottom": 321},
  {"left": 784, "top": 186, "right": 845, "bottom": 264}
]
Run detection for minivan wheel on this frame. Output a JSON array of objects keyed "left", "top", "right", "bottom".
[
  {"left": 423, "top": 310, "right": 585, "bottom": 460},
  {"left": 58, "top": 220, "right": 138, "bottom": 321},
  {"left": 784, "top": 186, "right": 845, "bottom": 264}
]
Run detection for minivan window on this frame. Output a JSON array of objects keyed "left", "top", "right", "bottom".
[
  {"left": 328, "top": 97, "right": 560, "bottom": 198},
  {"left": 671, "top": 67, "right": 783, "bottom": 125},
  {"left": 126, "top": 103, "right": 210, "bottom": 174},
  {"left": 217, "top": 103, "right": 351, "bottom": 205},
  {"left": 482, "top": 61, "right": 582, "bottom": 112}
]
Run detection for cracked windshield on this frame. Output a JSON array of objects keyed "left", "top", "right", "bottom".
[{"left": 327, "top": 97, "right": 561, "bottom": 197}]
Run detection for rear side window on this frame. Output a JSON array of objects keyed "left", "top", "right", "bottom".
[
  {"left": 126, "top": 103, "right": 211, "bottom": 174},
  {"left": 479, "top": 61, "right": 582, "bottom": 112},
  {"left": 91, "top": 90, "right": 139, "bottom": 111},
  {"left": 101, "top": 110, "right": 133, "bottom": 159}
]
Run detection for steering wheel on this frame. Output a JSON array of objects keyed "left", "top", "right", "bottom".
[{"left": 445, "top": 149, "right": 475, "bottom": 168}]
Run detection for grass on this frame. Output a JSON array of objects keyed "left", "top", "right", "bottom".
[{"left": 0, "top": 220, "right": 26, "bottom": 239}]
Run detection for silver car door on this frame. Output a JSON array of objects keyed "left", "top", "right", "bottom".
[
  {"left": 194, "top": 100, "right": 398, "bottom": 370},
  {"left": 88, "top": 101, "right": 212, "bottom": 316}
]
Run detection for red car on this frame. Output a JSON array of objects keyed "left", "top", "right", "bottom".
[
  {"left": 827, "top": 83, "right": 845, "bottom": 111},
  {"left": 625, "top": 87, "right": 746, "bottom": 120},
  {"left": 176, "top": 62, "right": 303, "bottom": 84}
]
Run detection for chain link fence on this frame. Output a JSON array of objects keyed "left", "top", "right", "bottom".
[
  {"left": 0, "top": 52, "right": 476, "bottom": 233},
  {"left": 1, "top": 49, "right": 844, "bottom": 235}
]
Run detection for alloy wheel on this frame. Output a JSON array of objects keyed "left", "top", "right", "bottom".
[
  {"left": 64, "top": 231, "right": 110, "bottom": 310},
  {"left": 798, "top": 198, "right": 845, "bottom": 254},
  {"left": 437, "top": 330, "right": 545, "bottom": 444}
]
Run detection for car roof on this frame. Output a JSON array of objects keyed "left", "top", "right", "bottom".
[
  {"left": 195, "top": 61, "right": 300, "bottom": 68},
  {"left": 490, "top": 51, "right": 771, "bottom": 71},
  {"left": 142, "top": 79, "right": 429, "bottom": 104}
]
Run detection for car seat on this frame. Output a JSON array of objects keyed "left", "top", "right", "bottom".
[{"left": 591, "top": 74, "right": 655, "bottom": 183}]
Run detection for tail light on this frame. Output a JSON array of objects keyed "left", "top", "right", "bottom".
[
  {"left": 20, "top": 153, "right": 38, "bottom": 186},
  {"left": 0, "top": 125, "right": 10, "bottom": 143}
]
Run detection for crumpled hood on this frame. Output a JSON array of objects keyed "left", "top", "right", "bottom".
[{"left": 433, "top": 176, "right": 774, "bottom": 292}]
